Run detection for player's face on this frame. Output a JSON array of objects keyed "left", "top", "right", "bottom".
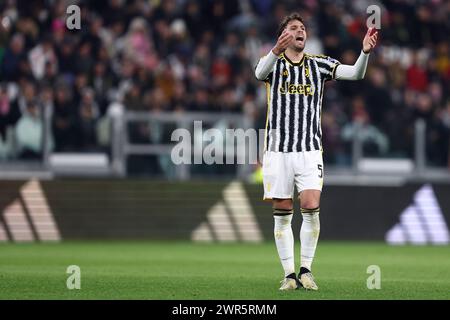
[{"left": 286, "top": 20, "right": 307, "bottom": 51}]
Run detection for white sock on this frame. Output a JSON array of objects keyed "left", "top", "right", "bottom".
[
  {"left": 273, "top": 212, "right": 295, "bottom": 277},
  {"left": 300, "top": 209, "right": 320, "bottom": 271}
]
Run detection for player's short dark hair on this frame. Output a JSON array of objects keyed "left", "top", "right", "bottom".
[{"left": 277, "top": 13, "right": 305, "bottom": 38}]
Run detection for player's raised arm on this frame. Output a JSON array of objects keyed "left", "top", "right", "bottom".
[
  {"left": 335, "top": 27, "right": 378, "bottom": 80},
  {"left": 255, "top": 30, "right": 294, "bottom": 81}
]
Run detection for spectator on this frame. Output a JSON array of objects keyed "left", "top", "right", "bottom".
[
  {"left": 56, "top": 37, "right": 77, "bottom": 76},
  {"left": 124, "top": 82, "right": 144, "bottom": 111},
  {"left": 0, "top": 83, "right": 20, "bottom": 140},
  {"left": 75, "top": 41, "right": 94, "bottom": 74},
  {"left": 77, "top": 88, "right": 100, "bottom": 151},
  {"left": 52, "top": 85, "right": 77, "bottom": 151},
  {"left": 28, "top": 36, "right": 57, "bottom": 80},
  {"left": 122, "top": 17, "right": 158, "bottom": 71},
  {"left": 1, "top": 33, "right": 26, "bottom": 81},
  {"left": 406, "top": 52, "right": 428, "bottom": 92},
  {"left": 12, "top": 80, "right": 36, "bottom": 116},
  {"left": 364, "top": 66, "right": 394, "bottom": 129},
  {"left": 183, "top": 0, "right": 204, "bottom": 42},
  {"left": 15, "top": 99, "right": 53, "bottom": 159},
  {"left": 341, "top": 97, "right": 389, "bottom": 157},
  {"left": 92, "top": 61, "right": 115, "bottom": 114}
]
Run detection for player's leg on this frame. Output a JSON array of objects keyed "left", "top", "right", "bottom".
[
  {"left": 294, "top": 151, "right": 323, "bottom": 290},
  {"left": 262, "top": 151, "right": 298, "bottom": 290},
  {"left": 299, "top": 189, "right": 321, "bottom": 273},
  {"left": 298, "top": 190, "right": 320, "bottom": 290},
  {"left": 272, "top": 198, "right": 298, "bottom": 290}
]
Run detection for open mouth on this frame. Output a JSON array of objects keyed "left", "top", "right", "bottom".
[{"left": 296, "top": 36, "right": 304, "bottom": 42}]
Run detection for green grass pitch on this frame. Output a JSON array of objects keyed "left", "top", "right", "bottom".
[{"left": 0, "top": 241, "right": 449, "bottom": 300}]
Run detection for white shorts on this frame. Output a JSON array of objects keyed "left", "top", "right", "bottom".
[{"left": 262, "top": 151, "right": 324, "bottom": 200}]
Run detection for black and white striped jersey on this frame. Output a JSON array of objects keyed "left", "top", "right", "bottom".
[{"left": 257, "top": 53, "right": 340, "bottom": 153}]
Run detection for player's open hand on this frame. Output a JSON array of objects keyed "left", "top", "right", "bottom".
[
  {"left": 272, "top": 30, "right": 294, "bottom": 56},
  {"left": 362, "top": 27, "right": 378, "bottom": 54}
]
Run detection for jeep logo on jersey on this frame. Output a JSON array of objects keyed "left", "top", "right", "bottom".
[{"left": 279, "top": 82, "right": 314, "bottom": 95}]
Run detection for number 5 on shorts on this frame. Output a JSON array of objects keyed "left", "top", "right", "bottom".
[{"left": 318, "top": 164, "right": 323, "bottom": 178}]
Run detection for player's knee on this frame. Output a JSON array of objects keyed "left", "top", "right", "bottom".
[
  {"left": 298, "top": 191, "right": 321, "bottom": 210},
  {"left": 272, "top": 199, "right": 293, "bottom": 211},
  {"left": 273, "top": 203, "right": 293, "bottom": 229},
  {"left": 300, "top": 201, "right": 320, "bottom": 210}
]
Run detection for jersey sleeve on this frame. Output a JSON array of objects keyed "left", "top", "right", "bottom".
[
  {"left": 254, "top": 54, "right": 276, "bottom": 84},
  {"left": 313, "top": 55, "right": 341, "bottom": 81}
]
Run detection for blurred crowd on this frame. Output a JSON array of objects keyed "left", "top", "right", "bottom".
[{"left": 0, "top": 0, "right": 449, "bottom": 170}]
